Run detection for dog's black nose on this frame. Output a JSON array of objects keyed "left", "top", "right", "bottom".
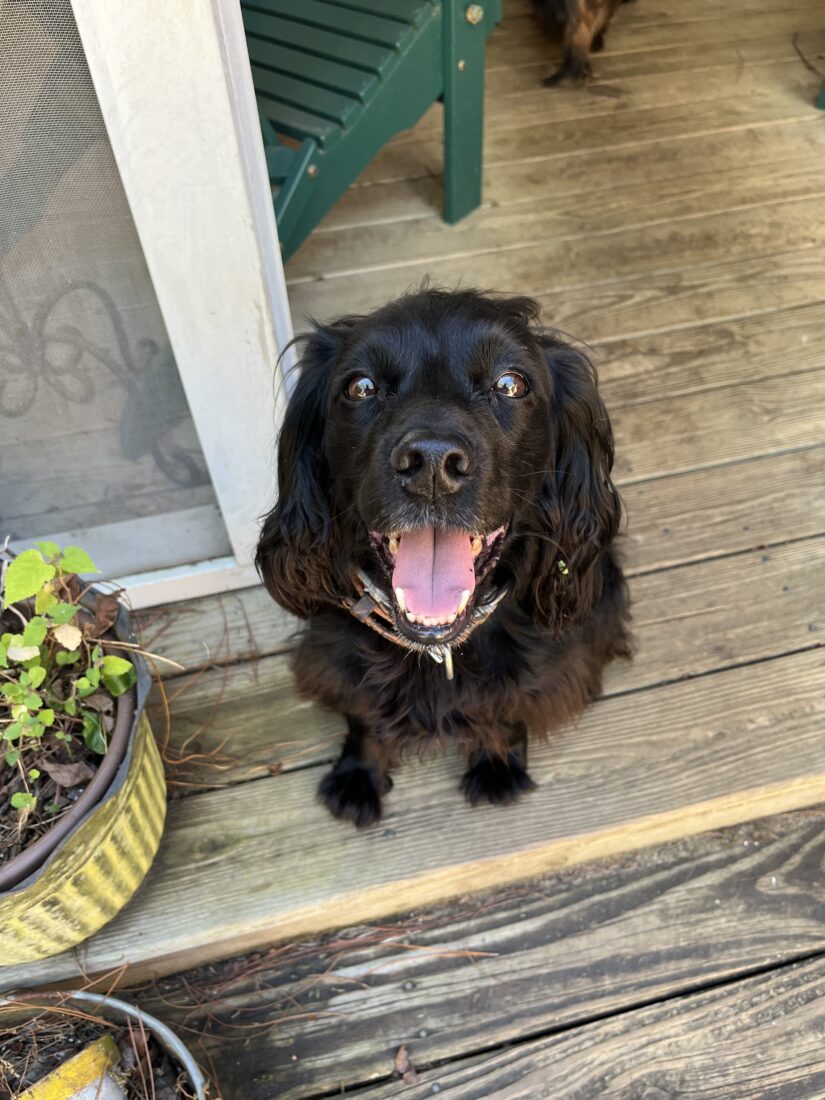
[{"left": 391, "top": 432, "right": 472, "bottom": 498}]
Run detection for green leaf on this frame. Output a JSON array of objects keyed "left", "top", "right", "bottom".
[
  {"left": 48, "top": 603, "right": 79, "bottom": 625},
  {"left": 75, "top": 676, "right": 96, "bottom": 698},
  {"left": 86, "top": 667, "right": 100, "bottom": 689},
  {"left": 36, "top": 541, "right": 61, "bottom": 560},
  {"left": 4, "top": 550, "right": 56, "bottom": 606},
  {"left": 63, "top": 697, "right": 77, "bottom": 716},
  {"left": 11, "top": 791, "right": 36, "bottom": 810},
  {"left": 3, "top": 722, "right": 23, "bottom": 743},
  {"left": 23, "top": 693, "right": 42, "bottom": 710},
  {"left": 82, "top": 711, "right": 107, "bottom": 754},
  {"left": 2, "top": 682, "right": 23, "bottom": 701},
  {"left": 100, "top": 655, "right": 136, "bottom": 697},
  {"left": 28, "top": 666, "right": 46, "bottom": 689},
  {"left": 27, "top": 720, "right": 45, "bottom": 739},
  {"left": 28, "top": 767, "right": 40, "bottom": 780},
  {"left": 91, "top": 645, "right": 103, "bottom": 664},
  {"left": 22, "top": 617, "right": 48, "bottom": 647},
  {"left": 5, "top": 750, "right": 19, "bottom": 766},
  {"left": 59, "top": 546, "right": 99, "bottom": 576},
  {"left": 55, "top": 650, "right": 81, "bottom": 666},
  {"left": 35, "top": 586, "right": 58, "bottom": 614},
  {"left": 40, "top": 708, "right": 55, "bottom": 726},
  {"left": 0, "top": 643, "right": 6, "bottom": 668},
  {"left": 46, "top": 801, "right": 61, "bottom": 813},
  {"left": 100, "top": 654, "right": 132, "bottom": 676}
]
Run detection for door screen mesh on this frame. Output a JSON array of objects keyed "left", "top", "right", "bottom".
[{"left": 0, "top": 0, "right": 230, "bottom": 570}]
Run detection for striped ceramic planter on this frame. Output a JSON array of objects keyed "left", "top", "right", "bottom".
[{"left": 0, "top": 608, "right": 166, "bottom": 965}]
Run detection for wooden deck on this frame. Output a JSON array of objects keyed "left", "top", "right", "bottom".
[{"left": 4, "top": 0, "right": 825, "bottom": 1094}]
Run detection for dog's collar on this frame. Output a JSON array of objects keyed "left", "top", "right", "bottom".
[{"left": 340, "top": 569, "right": 509, "bottom": 680}]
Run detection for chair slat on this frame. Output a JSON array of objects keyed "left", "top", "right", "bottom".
[
  {"left": 242, "top": 8, "right": 390, "bottom": 74},
  {"left": 246, "top": 36, "right": 377, "bottom": 102}
]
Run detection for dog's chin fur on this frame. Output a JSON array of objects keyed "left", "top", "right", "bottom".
[{"left": 256, "top": 288, "right": 632, "bottom": 828}]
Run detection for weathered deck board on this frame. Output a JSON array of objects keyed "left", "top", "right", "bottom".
[
  {"left": 484, "top": 16, "right": 825, "bottom": 89},
  {"left": 148, "top": 809, "right": 825, "bottom": 1100},
  {"left": 351, "top": 76, "right": 820, "bottom": 190},
  {"left": 290, "top": 158, "right": 825, "bottom": 280},
  {"left": 149, "top": 533, "right": 824, "bottom": 786},
  {"left": 312, "top": 116, "right": 825, "bottom": 236},
  {"left": 287, "top": 196, "right": 825, "bottom": 319},
  {"left": 5, "top": 647, "right": 825, "bottom": 991},
  {"left": 358, "top": 956, "right": 825, "bottom": 1098},
  {"left": 534, "top": 247, "right": 825, "bottom": 345}
]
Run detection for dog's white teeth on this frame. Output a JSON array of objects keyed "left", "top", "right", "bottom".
[
  {"left": 471, "top": 535, "right": 483, "bottom": 557},
  {"left": 388, "top": 537, "right": 399, "bottom": 556},
  {"left": 395, "top": 587, "right": 406, "bottom": 611},
  {"left": 458, "top": 589, "right": 471, "bottom": 615}
]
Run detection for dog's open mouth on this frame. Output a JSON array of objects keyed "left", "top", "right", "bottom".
[{"left": 369, "top": 526, "right": 507, "bottom": 643}]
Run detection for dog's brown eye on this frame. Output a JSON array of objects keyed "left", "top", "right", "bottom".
[
  {"left": 345, "top": 376, "right": 377, "bottom": 401},
  {"left": 493, "top": 372, "right": 529, "bottom": 398}
]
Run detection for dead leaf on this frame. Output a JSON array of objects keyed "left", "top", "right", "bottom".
[
  {"left": 6, "top": 645, "right": 40, "bottom": 661},
  {"left": 83, "top": 691, "right": 114, "bottom": 713},
  {"left": 93, "top": 593, "right": 121, "bottom": 637},
  {"left": 52, "top": 622, "right": 82, "bottom": 651},
  {"left": 41, "top": 758, "right": 95, "bottom": 787},
  {"left": 394, "top": 1045, "right": 419, "bottom": 1085}
]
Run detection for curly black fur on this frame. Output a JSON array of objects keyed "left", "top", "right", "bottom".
[{"left": 257, "top": 289, "right": 631, "bottom": 827}]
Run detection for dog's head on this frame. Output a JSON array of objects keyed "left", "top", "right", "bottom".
[{"left": 256, "top": 289, "right": 620, "bottom": 642}]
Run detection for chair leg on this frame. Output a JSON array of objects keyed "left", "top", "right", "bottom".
[{"left": 442, "top": 1, "right": 493, "bottom": 224}]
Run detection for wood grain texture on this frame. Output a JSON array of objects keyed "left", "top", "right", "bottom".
[
  {"left": 533, "top": 247, "right": 825, "bottom": 345},
  {"left": 149, "top": 531, "right": 824, "bottom": 786},
  {"left": 306, "top": 117, "right": 825, "bottom": 240},
  {"left": 594, "top": 301, "right": 825, "bottom": 408},
  {"left": 287, "top": 196, "right": 825, "bottom": 320},
  {"left": 486, "top": 7, "right": 825, "bottom": 74},
  {"left": 349, "top": 76, "right": 820, "bottom": 190},
  {"left": 290, "top": 157, "right": 825, "bottom": 281},
  {"left": 5, "top": 647, "right": 825, "bottom": 991},
  {"left": 358, "top": 956, "right": 825, "bottom": 1099},
  {"left": 150, "top": 809, "right": 825, "bottom": 1100}
]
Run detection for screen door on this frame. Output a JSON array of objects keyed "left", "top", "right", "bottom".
[{"left": 0, "top": 0, "right": 288, "bottom": 592}]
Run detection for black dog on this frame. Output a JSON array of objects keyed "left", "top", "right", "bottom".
[{"left": 257, "top": 289, "right": 631, "bottom": 827}]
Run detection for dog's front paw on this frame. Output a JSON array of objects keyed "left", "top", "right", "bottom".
[
  {"left": 543, "top": 60, "right": 592, "bottom": 87},
  {"left": 318, "top": 764, "right": 385, "bottom": 828},
  {"left": 461, "top": 751, "right": 537, "bottom": 807}
]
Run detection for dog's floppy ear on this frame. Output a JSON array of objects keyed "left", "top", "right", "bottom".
[
  {"left": 529, "top": 335, "right": 621, "bottom": 632},
  {"left": 255, "top": 321, "right": 353, "bottom": 617}
]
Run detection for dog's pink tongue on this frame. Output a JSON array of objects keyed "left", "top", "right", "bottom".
[{"left": 392, "top": 528, "right": 476, "bottom": 619}]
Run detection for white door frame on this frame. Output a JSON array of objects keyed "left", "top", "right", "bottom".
[{"left": 70, "top": 0, "right": 293, "bottom": 608}]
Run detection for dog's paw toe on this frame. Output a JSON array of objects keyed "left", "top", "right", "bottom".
[
  {"left": 318, "top": 765, "right": 384, "bottom": 828},
  {"left": 461, "top": 752, "right": 537, "bottom": 807},
  {"left": 543, "top": 62, "right": 592, "bottom": 87}
]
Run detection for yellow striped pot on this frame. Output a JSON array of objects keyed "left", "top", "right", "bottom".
[{"left": 0, "top": 608, "right": 166, "bottom": 965}]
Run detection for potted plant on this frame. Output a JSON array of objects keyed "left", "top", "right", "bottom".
[
  {"left": 0, "top": 989, "right": 209, "bottom": 1098},
  {"left": 0, "top": 543, "right": 166, "bottom": 965}
]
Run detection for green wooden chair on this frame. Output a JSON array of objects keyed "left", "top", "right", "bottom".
[{"left": 241, "top": 0, "right": 502, "bottom": 261}]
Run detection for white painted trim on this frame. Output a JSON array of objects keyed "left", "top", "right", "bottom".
[
  {"left": 70, "top": 0, "right": 291, "bottom": 568},
  {"left": 108, "top": 557, "right": 262, "bottom": 611},
  {"left": 10, "top": 506, "right": 232, "bottom": 582}
]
